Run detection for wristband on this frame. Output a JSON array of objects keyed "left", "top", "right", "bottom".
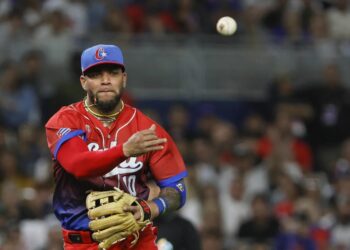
[
  {"left": 153, "top": 197, "right": 168, "bottom": 214},
  {"left": 135, "top": 199, "right": 152, "bottom": 221}
]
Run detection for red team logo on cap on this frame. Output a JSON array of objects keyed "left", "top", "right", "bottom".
[{"left": 95, "top": 47, "right": 107, "bottom": 60}]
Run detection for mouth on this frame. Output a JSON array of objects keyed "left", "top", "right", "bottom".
[{"left": 98, "top": 90, "right": 115, "bottom": 94}]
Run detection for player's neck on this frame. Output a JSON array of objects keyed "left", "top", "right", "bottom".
[{"left": 84, "top": 97, "right": 124, "bottom": 121}]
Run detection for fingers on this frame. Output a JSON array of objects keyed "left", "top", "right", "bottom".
[
  {"left": 144, "top": 146, "right": 164, "bottom": 152},
  {"left": 123, "top": 205, "right": 141, "bottom": 220},
  {"left": 143, "top": 138, "right": 167, "bottom": 147},
  {"left": 123, "top": 205, "right": 138, "bottom": 213},
  {"left": 140, "top": 124, "right": 157, "bottom": 136},
  {"left": 142, "top": 134, "right": 158, "bottom": 141},
  {"left": 141, "top": 138, "right": 166, "bottom": 153},
  {"left": 149, "top": 124, "right": 156, "bottom": 131}
]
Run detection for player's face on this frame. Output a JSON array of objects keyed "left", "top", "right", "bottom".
[{"left": 80, "top": 64, "right": 127, "bottom": 113}]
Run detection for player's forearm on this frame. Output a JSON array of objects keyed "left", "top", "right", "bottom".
[
  {"left": 147, "top": 187, "right": 180, "bottom": 220},
  {"left": 149, "top": 180, "right": 186, "bottom": 219},
  {"left": 159, "top": 187, "right": 182, "bottom": 211},
  {"left": 57, "top": 137, "right": 127, "bottom": 178}
]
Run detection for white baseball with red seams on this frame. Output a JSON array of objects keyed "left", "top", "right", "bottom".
[{"left": 216, "top": 16, "right": 237, "bottom": 36}]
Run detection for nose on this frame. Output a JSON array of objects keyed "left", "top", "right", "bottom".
[{"left": 101, "top": 71, "right": 111, "bottom": 84}]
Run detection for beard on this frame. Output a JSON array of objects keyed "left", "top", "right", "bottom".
[{"left": 87, "top": 89, "right": 123, "bottom": 113}]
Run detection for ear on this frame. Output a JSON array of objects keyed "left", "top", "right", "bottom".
[
  {"left": 123, "top": 72, "right": 127, "bottom": 88},
  {"left": 80, "top": 75, "right": 87, "bottom": 91}
]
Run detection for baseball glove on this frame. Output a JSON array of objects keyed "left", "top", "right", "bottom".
[{"left": 86, "top": 188, "right": 152, "bottom": 250}]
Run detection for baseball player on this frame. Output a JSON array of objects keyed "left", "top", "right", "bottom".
[{"left": 45, "top": 44, "right": 187, "bottom": 250}]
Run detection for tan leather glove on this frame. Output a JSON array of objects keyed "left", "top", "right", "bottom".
[{"left": 86, "top": 188, "right": 151, "bottom": 250}]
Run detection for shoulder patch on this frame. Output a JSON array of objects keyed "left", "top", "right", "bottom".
[{"left": 57, "top": 128, "right": 71, "bottom": 137}]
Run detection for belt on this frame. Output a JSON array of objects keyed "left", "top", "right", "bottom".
[
  {"left": 62, "top": 224, "right": 156, "bottom": 245},
  {"left": 62, "top": 229, "right": 95, "bottom": 244}
]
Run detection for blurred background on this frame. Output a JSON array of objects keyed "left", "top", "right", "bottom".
[{"left": 1, "top": 0, "right": 350, "bottom": 249}]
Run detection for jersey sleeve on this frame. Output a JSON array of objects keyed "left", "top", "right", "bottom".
[
  {"left": 148, "top": 125, "right": 187, "bottom": 187},
  {"left": 45, "top": 108, "right": 86, "bottom": 159}
]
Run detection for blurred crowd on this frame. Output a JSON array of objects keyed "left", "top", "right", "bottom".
[
  {"left": 1, "top": 0, "right": 350, "bottom": 250},
  {"left": 2, "top": 0, "right": 350, "bottom": 60},
  {"left": 176, "top": 62, "right": 350, "bottom": 250},
  {"left": 2, "top": 0, "right": 350, "bottom": 41}
]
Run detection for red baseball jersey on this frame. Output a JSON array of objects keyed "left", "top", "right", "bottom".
[{"left": 45, "top": 101, "right": 187, "bottom": 230}]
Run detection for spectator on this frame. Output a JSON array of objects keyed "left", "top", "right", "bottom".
[
  {"left": 257, "top": 110, "right": 313, "bottom": 173},
  {"left": 174, "top": 0, "right": 199, "bottom": 33},
  {"left": 261, "top": 0, "right": 291, "bottom": 44},
  {"left": 241, "top": 113, "right": 266, "bottom": 141},
  {"left": 179, "top": 166, "right": 202, "bottom": 230},
  {"left": 23, "top": 0, "right": 44, "bottom": 31},
  {"left": 60, "top": 0, "right": 88, "bottom": 38},
  {"left": 0, "top": 9, "right": 30, "bottom": 62},
  {"left": 202, "top": 229, "right": 223, "bottom": 250},
  {"left": 192, "top": 136, "right": 220, "bottom": 187},
  {"left": 0, "top": 181, "right": 24, "bottom": 237},
  {"left": 326, "top": 0, "right": 350, "bottom": 42},
  {"left": 332, "top": 148, "right": 350, "bottom": 199},
  {"left": 275, "top": 212, "right": 317, "bottom": 250},
  {"left": 237, "top": 193, "right": 280, "bottom": 245},
  {"left": 200, "top": 184, "right": 222, "bottom": 235},
  {"left": 331, "top": 194, "right": 350, "bottom": 249},
  {"left": 219, "top": 174, "right": 250, "bottom": 249},
  {"left": 32, "top": 9, "right": 74, "bottom": 73},
  {"left": 1, "top": 224, "right": 25, "bottom": 249},
  {"left": 210, "top": 121, "right": 237, "bottom": 165},
  {"left": 272, "top": 171, "right": 302, "bottom": 218},
  {"left": 296, "top": 174, "right": 332, "bottom": 249},
  {"left": 21, "top": 50, "right": 58, "bottom": 122},
  {"left": 154, "top": 212, "right": 202, "bottom": 250},
  {"left": 296, "top": 63, "right": 350, "bottom": 173},
  {"left": 166, "top": 104, "right": 193, "bottom": 142},
  {"left": 102, "top": 6, "right": 131, "bottom": 33},
  {"left": 266, "top": 73, "right": 312, "bottom": 125},
  {"left": 39, "top": 222, "right": 64, "bottom": 250},
  {"left": 17, "top": 124, "right": 42, "bottom": 177},
  {"left": 0, "top": 61, "right": 41, "bottom": 130},
  {"left": 0, "top": 149, "right": 33, "bottom": 188},
  {"left": 220, "top": 143, "right": 269, "bottom": 202}
]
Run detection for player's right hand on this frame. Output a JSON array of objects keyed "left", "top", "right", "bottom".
[{"left": 122, "top": 124, "right": 167, "bottom": 157}]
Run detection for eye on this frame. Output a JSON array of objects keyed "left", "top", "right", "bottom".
[
  {"left": 86, "top": 71, "right": 101, "bottom": 78},
  {"left": 110, "top": 69, "right": 120, "bottom": 75}
]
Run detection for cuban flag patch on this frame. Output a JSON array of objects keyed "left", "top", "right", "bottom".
[{"left": 57, "top": 128, "right": 71, "bottom": 137}]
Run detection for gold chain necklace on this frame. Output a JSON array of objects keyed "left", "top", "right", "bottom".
[{"left": 83, "top": 97, "right": 124, "bottom": 120}]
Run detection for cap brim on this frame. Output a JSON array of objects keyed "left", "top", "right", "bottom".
[{"left": 82, "top": 61, "right": 125, "bottom": 73}]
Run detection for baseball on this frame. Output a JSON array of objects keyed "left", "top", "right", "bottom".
[{"left": 216, "top": 16, "right": 237, "bottom": 36}]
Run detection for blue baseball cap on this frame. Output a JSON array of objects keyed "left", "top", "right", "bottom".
[{"left": 81, "top": 44, "right": 125, "bottom": 73}]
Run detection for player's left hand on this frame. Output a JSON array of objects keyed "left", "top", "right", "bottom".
[
  {"left": 123, "top": 199, "right": 159, "bottom": 221},
  {"left": 86, "top": 188, "right": 152, "bottom": 249},
  {"left": 123, "top": 204, "right": 142, "bottom": 221}
]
